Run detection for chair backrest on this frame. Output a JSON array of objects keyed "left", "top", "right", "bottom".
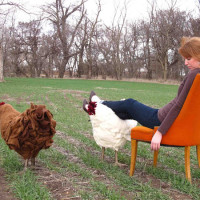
[{"left": 159, "top": 73, "right": 200, "bottom": 146}]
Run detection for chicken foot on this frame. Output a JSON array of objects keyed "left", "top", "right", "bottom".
[{"left": 101, "top": 147, "right": 127, "bottom": 167}]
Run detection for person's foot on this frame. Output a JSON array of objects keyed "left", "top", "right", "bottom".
[
  {"left": 89, "top": 91, "right": 96, "bottom": 102},
  {"left": 83, "top": 99, "right": 88, "bottom": 113}
]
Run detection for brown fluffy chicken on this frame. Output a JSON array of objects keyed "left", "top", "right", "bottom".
[{"left": 0, "top": 102, "right": 56, "bottom": 169}]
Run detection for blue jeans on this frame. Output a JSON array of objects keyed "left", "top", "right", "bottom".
[{"left": 102, "top": 98, "right": 161, "bottom": 129}]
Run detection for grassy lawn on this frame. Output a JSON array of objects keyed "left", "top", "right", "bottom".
[{"left": 0, "top": 77, "right": 199, "bottom": 200}]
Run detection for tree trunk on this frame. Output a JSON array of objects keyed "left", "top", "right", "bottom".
[
  {"left": 0, "top": 46, "right": 4, "bottom": 82},
  {"left": 163, "top": 69, "right": 167, "bottom": 81},
  {"left": 146, "top": 69, "right": 152, "bottom": 79},
  {"left": 77, "top": 56, "right": 83, "bottom": 78}
]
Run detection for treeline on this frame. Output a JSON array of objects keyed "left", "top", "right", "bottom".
[{"left": 1, "top": 0, "right": 200, "bottom": 81}]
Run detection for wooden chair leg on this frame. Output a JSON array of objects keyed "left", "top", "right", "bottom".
[
  {"left": 130, "top": 140, "right": 138, "bottom": 176},
  {"left": 196, "top": 145, "right": 200, "bottom": 168},
  {"left": 153, "top": 150, "right": 159, "bottom": 167},
  {"left": 185, "top": 146, "right": 192, "bottom": 183}
]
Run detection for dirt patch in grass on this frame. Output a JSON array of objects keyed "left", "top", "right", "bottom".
[
  {"left": 34, "top": 164, "right": 82, "bottom": 200},
  {"left": 0, "top": 127, "right": 196, "bottom": 200},
  {"left": 55, "top": 130, "right": 194, "bottom": 200},
  {"left": 135, "top": 171, "right": 193, "bottom": 200},
  {"left": 54, "top": 131, "right": 139, "bottom": 199},
  {"left": 0, "top": 169, "right": 18, "bottom": 200},
  {"left": 53, "top": 89, "right": 88, "bottom": 101},
  {"left": 1, "top": 94, "right": 17, "bottom": 103}
]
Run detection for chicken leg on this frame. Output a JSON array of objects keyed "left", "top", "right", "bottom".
[
  {"left": 101, "top": 147, "right": 127, "bottom": 167},
  {"left": 24, "top": 159, "right": 29, "bottom": 170},
  {"left": 24, "top": 158, "right": 36, "bottom": 170},
  {"left": 31, "top": 158, "right": 35, "bottom": 166},
  {"left": 101, "top": 147, "right": 105, "bottom": 160},
  {"left": 114, "top": 150, "right": 127, "bottom": 167}
]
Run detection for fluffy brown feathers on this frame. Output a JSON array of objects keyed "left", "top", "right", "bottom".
[{"left": 0, "top": 102, "right": 56, "bottom": 168}]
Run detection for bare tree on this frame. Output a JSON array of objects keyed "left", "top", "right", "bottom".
[
  {"left": 189, "top": 17, "right": 200, "bottom": 36},
  {"left": 148, "top": 0, "right": 188, "bottom": 80},
  {"left": 75, "top": 0, "right": 101, "bottom": 79},
  {"left": 42, "top": 0, "right": 87, "bottom": 78},
  {"left": 0, "top": 0, "right": 198, "bottom": 81},
  {"left": 16, "top": 20, "right": 44, "bottom": 77},
  {"left": 75, "top": 18, "right": 88, "bottom": 78},
  {"left": 39, "top": 34, "right": 59, "bottom": 78},
  {"left": 6, "top": 26, "right": 26, "bottom": 76},
  {"left": 122, "top": 23, "right": 139, "bottom": 78},
  {"left": 0, "top": 1, "right": 27, "bottom": 81},
  {"left": 95, "top": 28, "right": 113, "bottom": 79},
  {"left": 84, "top": 0, "right": 101, "bottom": 79},
  {"left": 0, "top": 45, "right": 3, "bottom": 81},
  {"left": 102, "top": 1, "right": 128, "bottom": 80}
]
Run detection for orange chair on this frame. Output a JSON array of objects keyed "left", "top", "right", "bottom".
[{"left": 130, "top": 74, "right": 200, "bottom": 183}]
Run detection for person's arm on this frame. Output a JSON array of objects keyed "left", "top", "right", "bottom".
[
  {"left": 158, "top": 70, "right": 198, "bottom": 135},
  {"left": 151, "top": 70, "right": 200, "bottom": 151},
  {"left": 151, "top": 130, "right": 162, "bottom": 151}
]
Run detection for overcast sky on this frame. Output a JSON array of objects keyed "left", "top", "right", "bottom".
[{"left": 14, "top": 0, "right": 199, "bottom": 25}]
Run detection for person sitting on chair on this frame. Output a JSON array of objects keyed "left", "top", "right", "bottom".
[{"left": 83, "top": 37, "right": 200, "bottom": 151}]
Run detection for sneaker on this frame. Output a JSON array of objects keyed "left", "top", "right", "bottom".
[{"left": 83, "top": 99, "right": 88, "bottom": 113}]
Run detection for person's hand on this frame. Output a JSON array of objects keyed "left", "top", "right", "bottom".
[{"left": 151, "top": 130, "right": 162, "bottom": 151}]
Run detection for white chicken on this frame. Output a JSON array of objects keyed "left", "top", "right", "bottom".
[{"left": 85, "top": 100, "right": 137, "bottom": 166}]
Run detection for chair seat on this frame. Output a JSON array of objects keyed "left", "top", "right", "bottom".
[
  {"left": 131, "top": 126, "right": 200, "bottom": 146},
  {"left": 131, "top": 126, "right": 154, "bottom": 142}
]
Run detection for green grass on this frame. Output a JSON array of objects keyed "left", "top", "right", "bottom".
[
  {"left": 0, "top": 138, "right": 52, "bottom": 200},
  {"left": 0, "top": 77, "right": 199, "bottom": 200}
]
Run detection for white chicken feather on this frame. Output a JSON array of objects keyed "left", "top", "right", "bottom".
[{"left": 88, "top": 101, "right": 137, "bottom": 166}]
